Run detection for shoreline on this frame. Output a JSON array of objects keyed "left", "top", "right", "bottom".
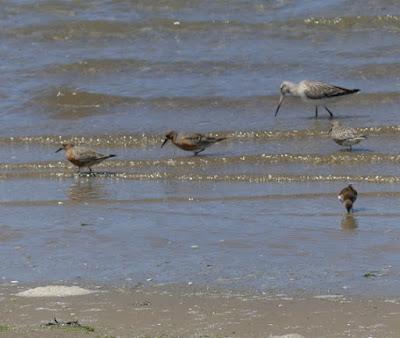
[{"left": 0, "top": 283, "right": 399, "bottom": 337}]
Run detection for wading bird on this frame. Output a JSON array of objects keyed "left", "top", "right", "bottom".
[
  {"left": 329, "top": 120, "right": 367, "bottom": 151},
  {"left": 56, "top": 143, "right": 116, "bottom": 173},
  {"left": 274, "top": 80, "right": 360, "bottom": 118},
  {"left": 338, "top": 184, "right": 358, "bottom": 213},
  {"left": 161, "top": 131, "right": 227, "bottom": 156}
]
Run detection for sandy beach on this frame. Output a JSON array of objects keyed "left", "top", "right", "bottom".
[{"left": 0, "top": 283, "right": 398, "bottom": 337}]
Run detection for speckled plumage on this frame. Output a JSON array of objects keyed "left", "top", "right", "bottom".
[{"left": 329, "top": 120, "right": 367, "bottom": 151}]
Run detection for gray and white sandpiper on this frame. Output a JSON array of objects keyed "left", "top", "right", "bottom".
[
  {"left": 161, "top": 131, "right": 227, "bottom": 156},
  {"left": 274, "top": 80, "right": 360, "bottom": 118},
  {"left": 329, "top": 120, "right": 367, "bottom": 151},
  {"left": 56, "top": 143, "right": 116, "bottom": 173},
  {"left": 338, "top": 184, "right": 358, "bottom": 213}
]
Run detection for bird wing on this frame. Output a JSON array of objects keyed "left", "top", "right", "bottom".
[
  {"left": 74, "top": 147, "right": 105, "bottom": 161},
  {"left": 351, "top": 187, "right": 358, "bottom": 199},
  {"left": 181, "top": 133, "right": 204, "bottom": 145},
  {"left": 303, "top": 80, "right": 358, "bottom": 99},
  {"left": 198, "top": 136, "right": 223, "bottom": 147},
  {"left": 338, "top": 187, "right": 349, "bottom": 198},
  {"left": 335, "top": 128, "right": 358, "bottom": 140},
  {"left": 179, "top": 133, "right": 225, "bottom": 149},
  {"left": 336, "top": 127, "right": 366, "bottom": 141}
]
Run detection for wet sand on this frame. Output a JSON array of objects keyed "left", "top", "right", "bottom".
[{"left": 0, "top": 283, "right": 399, "bottom": 338}]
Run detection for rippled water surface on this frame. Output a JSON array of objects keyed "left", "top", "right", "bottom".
[{"left": 1, "top": 0, "right": 400, "bottom": 296}]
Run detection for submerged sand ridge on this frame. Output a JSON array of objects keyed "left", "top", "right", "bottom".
[{"left": 16, "top": 285, "right": 95, "bottom": 298}]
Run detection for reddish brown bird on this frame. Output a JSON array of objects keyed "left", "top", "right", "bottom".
[
  {"left": 56, "top": 143, "right": 116, "bottom": 173},
  {"left": 338, "top": 184, "right": 358, "bottom": 213},
  {"left": 161, "top": 131, "right": 227, "bottom": 156}
]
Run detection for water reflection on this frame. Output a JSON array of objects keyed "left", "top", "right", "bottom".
[
  {"left": 68, "top": 178, "right": 106, "bottom": 203},
  {"left": 341, "top": 214, "right": 358, "bottom": 231}
]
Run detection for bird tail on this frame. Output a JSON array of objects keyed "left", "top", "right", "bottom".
[
  {"left": 214, "top": 137, "right": 227, "bottom": 143},
  {"left": 348, "top": 88, "right": 360, "bottom": 94},
  {"left": 100, "top": 154, "right": 116, "bottom": 160},
  {"left": 331, "top": 87, "right": 360, "bottom": 97},
  {"left": 356, "top": 135, "right": 367, "bottom": 141}
]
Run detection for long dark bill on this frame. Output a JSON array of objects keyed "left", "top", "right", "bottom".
[
  {"left": 274, "top": 95, "right": 284, "bottom": 117},
  {"left": 161, "top": 139, "right": 169, "bottom": 148},
  {"left": 55, "top": 147, "right": 63, "bottom": 153}
]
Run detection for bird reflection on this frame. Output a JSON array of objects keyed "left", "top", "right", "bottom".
[
  {"left": 68, "top": 178, "right": 106, "bottom": 203},
  {"left": 340, "top": 214, "right": 358, "bottom": 231}
]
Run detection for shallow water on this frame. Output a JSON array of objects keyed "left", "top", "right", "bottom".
[{"left": 1, "top": 0, "right": 400, "bottom": 296}]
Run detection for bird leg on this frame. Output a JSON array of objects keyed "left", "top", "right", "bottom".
[
  {"left": 194, "top": 149, "right": 205, "bottom": 156},
  {"left": 88, "top": 167, "right": 96, "bottom": 176},
  {"left": 315, "top": 106, "right": 318, "bottom": 118},
  {"left": 324, "top": 105, "right": 334, "bottom": 118}
]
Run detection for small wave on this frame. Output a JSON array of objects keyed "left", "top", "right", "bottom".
[
  {"left": 33, "top": 87, "right": 135, "bottom": 118},
  {"left": 350, "top": 63, "right": 400, "bottom": 78},
  {"left": 39, "top": 58, "right": 290, "bottom": 77},
  {"left": 1, "top": 170, "right": 400, "bottom": 184},
  {"left": 6, "top": 15, "right": 400, "bottom": 43},
  {"left": 35, "top": 87, "right": 133, "bottom": 108},
  {"left": 33, "top": 86, "right": 400, "bottom": 120},
  {"left": 1, "top": 123, "right": 400, "bottom": 147},
  {"left": 6, "top": 19, "right": 272, "bottom": 41},
  {"left": 1, "top": 151, "right": 400, "bottom": 173},
  {"left": 303, "top": 15, "right": 400, "bottom": 31}
]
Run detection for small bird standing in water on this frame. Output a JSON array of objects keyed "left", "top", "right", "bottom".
[
  {"left": 329, "top": 120, "right": 367, "bottom": 151},
  {"left": 274, "top": 80, "right": 360, "bottom": 118},
  {"left": 338, "top": 184, "right": 358, "bottom": 213},
  {"left": 161, "top": 131, "right": 227, "bottom": 156},
  {"left": 56, "top": 143, "right": 116, "bottom": 173}
]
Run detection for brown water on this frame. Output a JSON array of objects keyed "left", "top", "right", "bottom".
[{"left": 1, "top": 0, "right": 400, "bottom": 296}]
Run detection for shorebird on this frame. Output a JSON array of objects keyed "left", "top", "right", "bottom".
[
  {"left": 329, "top": 120, "right": 367, "bottom": 151},
  {"left": 274, "top": 80, "right": 360, "bottom": 118},
  {"left": 161, "top": 131, "right": 227, "bottom": 156},
  {"left": 56, "top": 143, "right": 116, "bottom": 173},
  {"left": 338, "top": 184, "right": 358, "bottom": 213}
]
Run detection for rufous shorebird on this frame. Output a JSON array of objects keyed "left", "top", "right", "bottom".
[
  {"left": 56, "top": 143, "right": 116, "bottom": 173},
  {"left": 161, "top": 131, "right": 227, "bottom": 156},
  {"left": 338, "top": 184, "right": 358, "bottom": 213},
  {"left": 274, "top": 80, "right": 360, "bottom": 118}
]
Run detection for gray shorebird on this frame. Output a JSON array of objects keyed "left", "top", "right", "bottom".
[
  {"left": 338, "top": 184, "right": 358, "bottom": 213},
  {"left": 161, "top": 131, "right": 227, "bottom": 156},
  {"left": 329, "top": 120, "right": 367, "bottom": 151},
  {"left": 56, "top": 143, "right": 116, "bottom": 173},
  {"left": 274, "top": 80, "right": 360, "bottom": 118}
]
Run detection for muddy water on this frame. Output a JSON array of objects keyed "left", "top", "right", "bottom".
[{"left": 1, "top": 1, "right": 400, "bottom": 296}]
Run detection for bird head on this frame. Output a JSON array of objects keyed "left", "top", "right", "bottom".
[
  {"left": 329, "top": 120, "right": 341, "bottom": 133},
  {"left": 331, "top": 120, "right": 341, "bottom": 128},
  {"left": 161, "top": 131, "right": 177, "bottom": 148},
  {"left": 280, "top": 81, "right": 293, "bottom": 96},
  {"left": 55, "top": 143, "right": 75, "bottom": 153},
  {"left": 275, "top": 81, "right": 294, "bottom": 117}
]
